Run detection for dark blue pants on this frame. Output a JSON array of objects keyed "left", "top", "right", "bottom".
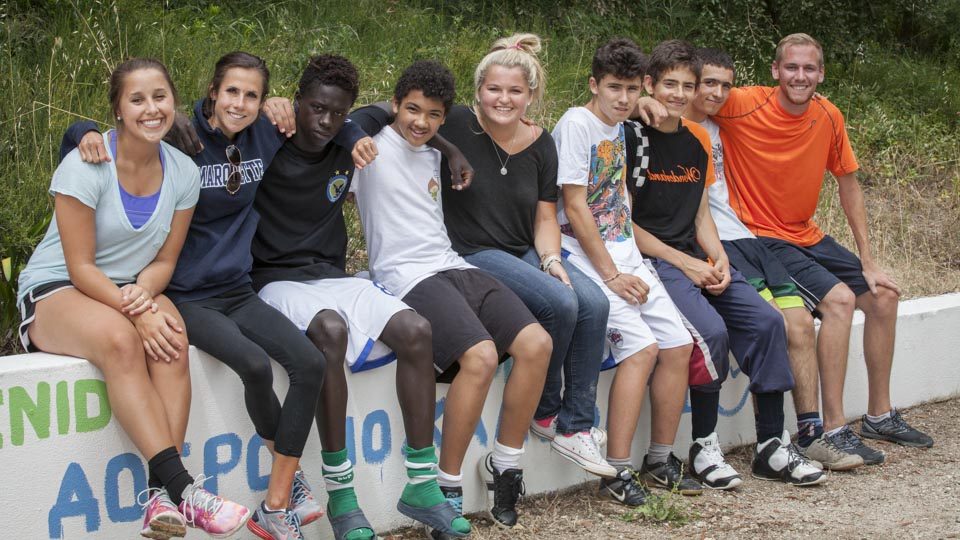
[{"left": 651, "top": 259, "right": 794, "bottom": 394}]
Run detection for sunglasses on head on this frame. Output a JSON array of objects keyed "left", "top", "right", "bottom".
[{"left": 225, "top": 145, "right": 242, "bottom": 195}]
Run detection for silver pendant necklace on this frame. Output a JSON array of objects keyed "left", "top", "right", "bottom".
[{"left": 487, "top": 123, "right": 519, "bottom": 176}]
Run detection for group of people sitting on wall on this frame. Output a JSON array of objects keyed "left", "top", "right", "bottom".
[{"left": 16, "top": 30, "right": 932, "bottom": 540}]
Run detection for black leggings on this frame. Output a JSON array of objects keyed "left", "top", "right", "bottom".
[{"left": 177, "top": 285, "right": 325, "bottom": 458}]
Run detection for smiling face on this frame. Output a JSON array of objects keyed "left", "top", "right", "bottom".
[
  {"left": 207, "top": 67, "right": 265, "bottom": 140},
  {"left": 588, "top": 74, "right": 642, "bottom": 125},
  {"left": 691, "top": 64, "right": 735, "bottom": 118},
  {"left": 476, "top": 64, "right": 531, "bottom": 129},
  {"left": 391, "top": 89, "right": 446, "bottom": 147},
  {"left": 772, "top": 44, "right": 824, "bottom": 113},
  {"left": 644, "top": 66, "right": 698, "bottom": 125},
  {"left": 115, "top": 68, "right": 176, "bottom": 143},
  {"left": 292, "top": 83, "right": 353, "bottom": 153}
]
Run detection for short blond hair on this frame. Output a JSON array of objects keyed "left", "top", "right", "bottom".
[
  {"left": 775, "top": 33, "right": 824, "bottom": 67},
  {"left": 473, "top": 33, "right": 546, "bottom": 113}
]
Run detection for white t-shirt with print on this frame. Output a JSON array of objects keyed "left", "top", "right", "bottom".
[
  {"left": 700, "top": 117, "right": 754, "bottom": 241},
  {"left": 351, "top": 126, "right": 473, "bottom": 298},
  {"left": 554, "top": 106, "right": 643, "bottom": 268}
]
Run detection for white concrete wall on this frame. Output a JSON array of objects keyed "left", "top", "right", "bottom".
[{"left": 2, "top": 293, "right": 959, "bottom": 539}]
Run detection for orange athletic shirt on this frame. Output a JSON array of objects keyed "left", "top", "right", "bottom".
[{"left": 713, "top": 86, "right": 859, "bottom": 246}]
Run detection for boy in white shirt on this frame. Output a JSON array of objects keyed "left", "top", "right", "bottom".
[
  {"left": 351, "top": 60, "right": 551, "bottom": 533},
  {"left": 554, "top": 38, "right": 699, "bottom": 504}
]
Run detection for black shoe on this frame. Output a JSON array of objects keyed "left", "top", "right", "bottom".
[
  {"left": 598, "top": 468, "right": 649, "bottom": 506},
  {"left": 832, "top": 426, "right": 885, "bottom": 465},
  {"left": 478, "top": 452, "right": 524, "bottom": 528},
  {"left": 639, "top": 453, "right": 703, "bottom": 496},
  {"left": 861, "top": 409, "right": 934, "bottom": 448},
  {"left": 751, "top": 430, "right": 826, "bottom": 486}
]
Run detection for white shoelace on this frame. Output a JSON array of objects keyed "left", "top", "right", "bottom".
[
  {"left": 181, "top": 475, "right": 224, "bottom": 527},
  {"left": 697, "top": 441, "right": 737, "bottom": 476},
  {"left": 136, "top": 487, "right": 165, "bottom": 509},
  {"left": 571, "top": 431, "right": 604, "bottom": 460}
]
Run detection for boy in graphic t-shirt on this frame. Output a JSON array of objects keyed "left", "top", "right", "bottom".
[
  {"left": 682, "top": 47, "right": 862, "bottom": 473},
  {"left": 554, "top": 37, "right": 698, "bottom": 504},
  {"left": 350, "top": 60, "right": 551, "bottom": 533},
  {"left": 627, "top": 40, "right": 823, "bottom": 487}
]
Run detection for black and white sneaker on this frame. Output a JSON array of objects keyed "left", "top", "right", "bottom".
[
  {"left": 598, "top": 467, "right": 649, "bottom": 507},
  {"left": 689, "top": 432, "right": 742, "bottom": 490},
  {"left": 752, "top": 430, "right": 826, "bottom": 486},
  {"left": 477, "top": 452, "right": 524, "bottom": 528},
  {"left": 639, "top": 453, "right": 703, "bottom": 496},
  {"left": 861, "top": 409, "right": 934, "bottom": 448},
  {"left": 833, "top": 426, "right": 885, "bottom": 465}
]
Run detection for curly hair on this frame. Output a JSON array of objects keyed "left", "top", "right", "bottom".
[
  {"left": 647, "top": 40, "right": 701, "bottom": 86},
  {"left": 298, "top": 54, "right": 360, "bottom": 104},
  {"left": 393, "top": 60, "right": 455, "bottom": 112},
  {"left": 591, "top": 38, "right": 646, "bottom": 82}
]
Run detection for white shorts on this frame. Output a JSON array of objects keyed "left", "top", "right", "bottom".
[
  {"left": 564, "top": 252, "right": 692, "bottom": 369},
  {"left": 258, "top": 277, "right": 409, "bottom": 372}
]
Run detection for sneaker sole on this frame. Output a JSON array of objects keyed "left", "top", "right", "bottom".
[
  {"left": 550, "top": 441, "right": 617, "bottom": 478},
  {"left": 750, "top": 471, "right": 828, "bottom": 487},
  {"left": 860, "top": 429, "right": 934, "bottom": 448},
  {"left": 141, "top": 513, "right": 186, "bottom": 539},
  {"left": 529, "top": 426, "right": 554, "bottom": 442},
  {"left": 694, "top": 474, "right": 743, "bottom": 490},
  {"left": 641, "top": 475, "right": 703, "bottom": 496}
]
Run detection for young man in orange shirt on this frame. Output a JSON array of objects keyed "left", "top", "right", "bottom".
[{"left": 712, "top": 33, "right": 933, "bottom": 464}]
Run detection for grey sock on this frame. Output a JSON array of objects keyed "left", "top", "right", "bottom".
[
  {"left": 647, "top": 442, "right": 672, "bottom": 465},
  {"left": 607, "top": 456, "right": 632, "bottom": 471}
]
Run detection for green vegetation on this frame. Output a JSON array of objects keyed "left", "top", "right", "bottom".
[{"left": 2, "top": 0, "right": 959, "bottom": 353}]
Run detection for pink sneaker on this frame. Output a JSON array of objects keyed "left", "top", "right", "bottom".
[
  {"left": 178, "top": 475, "right": 251, "bottom": 538},
  {"left": 138, "top": 488, "right": 186, "bottom": 539}
]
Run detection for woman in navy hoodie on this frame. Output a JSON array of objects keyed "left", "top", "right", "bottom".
[{"left": 64, "top": 51, "right": 371, "bottom": 539}]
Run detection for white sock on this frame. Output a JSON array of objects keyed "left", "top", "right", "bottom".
[
  {"left": 825, "top": 425, "right": 845, "bottom": 437},
  {"left": 437, "top": 467, "right": 462, "bottom": 488},
  {"left": 491, "top": 440, "right": 524, "bottom": 473},
  {"left": 866, "top": 410, "right": 892, "bottom": 423}
]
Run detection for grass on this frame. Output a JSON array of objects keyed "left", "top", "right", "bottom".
[{"left": 2, "top": 0, "right": 959, "bottom": 353}]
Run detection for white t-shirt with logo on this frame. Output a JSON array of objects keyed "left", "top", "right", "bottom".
[
  {"left": 554, "top": 106, "right": 643, "bottom": 268},
  {"left": 351, "top": 126, "right": 472, "bottom": 297},
  {"left": 700, "top": 117, "right": 754, "bottom": 241}
]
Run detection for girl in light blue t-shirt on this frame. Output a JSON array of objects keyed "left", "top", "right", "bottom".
[{"left": 16, "top": 58, "right": 250, "bottom": 538}]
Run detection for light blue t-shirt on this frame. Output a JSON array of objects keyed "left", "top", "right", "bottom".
[{"left": 17, "top": 132, "right": 200, "bottom": 306}]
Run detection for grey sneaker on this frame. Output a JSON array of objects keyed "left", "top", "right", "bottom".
[
  {"left": 800, "top": 431, "right": 864, "bottom": 471},
  {"left": 247, "top": 502, "right": 303, "bottom": 539},
  {"left": 290, "top": 470, "right": 324, "bottom": 526},
  {"left": 861, "top": 409, "right": 934, "bottom": 448},
  {"left": 833, "top": 426, "right": 886, "bottom": 465}
]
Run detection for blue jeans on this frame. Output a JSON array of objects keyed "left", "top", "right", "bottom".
[{"left": 465, "top": 248, "right": 609, "bottom": 434}]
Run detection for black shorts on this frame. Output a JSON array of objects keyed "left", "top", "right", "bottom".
[
  {"left": 759, "top": 235, "right": 869, "bottom": 311},
  {"left": 17, "top": 280, "right": 75, "bottom": 352},
  {"left": 722, "top": 238, "right": 804, "bottom": 309},
  {"left": 402, "top": 268, "right": 538, "bottom": 382}
]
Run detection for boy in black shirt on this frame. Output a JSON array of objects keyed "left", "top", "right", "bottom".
[
  {"left": 628, "top": 41, "right": 824, "bottom": 487},
  {"left": 251, "top": 55, "right": 469, "bottom": 540}
]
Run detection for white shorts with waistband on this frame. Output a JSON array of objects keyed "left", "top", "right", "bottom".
[
  {"left": 258, "top": 277, "right": 410, "bottom": 372},
  {"left": 563, "top": 251, "right": 692, "bottom": 369}
]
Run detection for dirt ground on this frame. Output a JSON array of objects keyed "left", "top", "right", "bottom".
[{"left": 388, "top": 398, "right": 960, "bottom": 540}]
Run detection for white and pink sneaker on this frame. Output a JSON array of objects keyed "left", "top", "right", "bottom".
[
  {"left": 138, "top": 487, "right": 186, "bottom": 539},
  {"left": 178, "top": 475, "right": 250, "bottom": 538}
]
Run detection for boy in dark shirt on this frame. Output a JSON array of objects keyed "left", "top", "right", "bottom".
[
  {"left": 250, "top": 55, "right": 467, "bottom": 540},
  {"left": 628, "top": 40, "right": 824, "bottom": 487}
]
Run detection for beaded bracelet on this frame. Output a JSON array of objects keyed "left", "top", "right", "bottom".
[{"left": 602, "top": 271, "right": 622, "bottom": 284}]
